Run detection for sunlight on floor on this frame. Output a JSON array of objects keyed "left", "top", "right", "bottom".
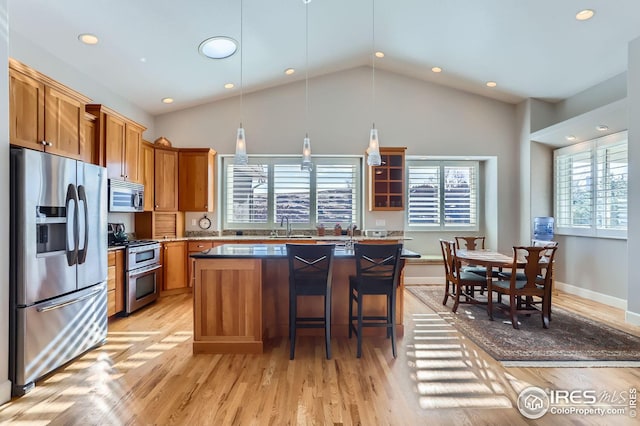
[
  {"left": 407, "top": 313, "right": 513, "bottom": 409},
  {"left": 0, "top": 330, "right": 193, "bottom": 424}
]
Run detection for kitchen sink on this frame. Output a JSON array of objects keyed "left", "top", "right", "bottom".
[{"left": 269, "top": 234, "right": 313, "bottom": 239}]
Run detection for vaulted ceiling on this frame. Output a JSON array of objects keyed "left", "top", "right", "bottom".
[{"left": 10, "top": 0, "right": 640, "bottom": 115}]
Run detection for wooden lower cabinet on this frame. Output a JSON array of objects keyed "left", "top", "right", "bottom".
[
  {"left": 162, "top": 241, "right": 188, "bottom": 291},
  {"left": 192, "top": 258, "right": 263, "bottom": 354},
  {"left": 107, "top": 249, "right": 124, "bottom": 317},
  {"left": 187, "top": 241, "right": 216, "bottom": 287}
]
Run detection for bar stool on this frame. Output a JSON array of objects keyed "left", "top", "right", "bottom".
[
  {"left": 348, "top": 243, "right": 403, "bottom": 358},
  {"left": 287, "top": 243, "right": 335, "bottom": 360}
]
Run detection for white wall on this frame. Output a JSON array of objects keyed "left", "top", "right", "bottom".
[
  {"left": 627, "top": 37, "right": 640, "bottom": 324},
  {"left": 156, "top": 66, "right": 519, "bottom": 254},
  {"left": 8, "top": 32, "right": 155, "bottom": 137},
  {"left": 1, "top": 0, "right": 11, "bottom": 405}
]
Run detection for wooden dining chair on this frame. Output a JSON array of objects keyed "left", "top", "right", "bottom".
[
  {"left": 440, "top": 239, "right": 487, "bottom": 313},
  {"left": 487, "top": 245, "right": 558, "bottom": 329},
  {"left": 454, "top": 236, "right": 493, "bottom": 278}
]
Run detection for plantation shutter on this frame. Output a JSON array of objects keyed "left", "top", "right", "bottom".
[
  {"left": 273, "top": 164, "right": 310, "bottom": 224},
  {"left": 443, "top": 165, "right": 477, "bottom": 227},
  {"left": 596, "top": 140, "right": 627, "bottom": 230},
  {"left": 316, "top": 163, "right": 358, "bottom": 225},
  {"left": 225, "top": 163, "right": 269, "bottom": 224},
  {"left": 407, "top": 165, "right": 440, "bottom": 226}
]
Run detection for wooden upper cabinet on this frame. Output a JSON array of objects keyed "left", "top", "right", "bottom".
[
  {"left": 369, "top": 147, "right": 406, "bottom": 211},
  {"left": 125, "top": 123, "right": 143, "bottom": 182},
  {"left": 104, "top": 113, "right": 126, "bottom": 179},
  {"left": 178, "top": 148, "right": 216, "bottom": 212},
  {"left": 140, "top": 141, "right": 155, "bottom": 212},
  {"left": 9, "top": 59, "right": 91, "bottom": 161},
  {"left": 154, "top": 147, "right": 179, "bottom": 211},
  {"left": 86, "top": 103, "right": 146, "bottom": 183},
  {"left": 82, "top": 112, "right": 97, "bottom": 164}
]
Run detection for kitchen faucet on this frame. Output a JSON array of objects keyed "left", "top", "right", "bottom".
[{"left": 280, "top": 215, "right": 291, "bottom": 237}]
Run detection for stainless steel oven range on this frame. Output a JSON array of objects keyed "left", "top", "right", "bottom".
[{"left": 122, "top": 240, "right": 161, "bottom": 315}]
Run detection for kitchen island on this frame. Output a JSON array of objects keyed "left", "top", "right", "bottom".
[{"left": 190, "top": 243, "right": 419, "bottom": 354}]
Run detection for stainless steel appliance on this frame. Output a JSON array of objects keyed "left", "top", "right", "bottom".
[
  {"left": 108, "top": 179, "right": 144, "bottom": 212},
  {"left": 121, "top": 240, "right": 161, "bottom": 315},
  {"left": 10, "top": 148, "right": 108, "bottom": 396}
]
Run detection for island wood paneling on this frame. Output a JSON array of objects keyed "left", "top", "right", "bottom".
[{"left": 193, "top": 258, "right": 262, "bottom": 354}]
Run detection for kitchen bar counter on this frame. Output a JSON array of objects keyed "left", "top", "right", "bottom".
[{"left": 190, "top": 243, "right": 418, "bottom": 354}]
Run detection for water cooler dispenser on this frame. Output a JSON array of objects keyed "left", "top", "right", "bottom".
[{"left": 533, "top": 217, "right": 554, "bottom": 241}]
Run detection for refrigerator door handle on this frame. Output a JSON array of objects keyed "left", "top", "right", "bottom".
[
  {"left": 36, "top": 287, "right": 103, "bottom": 313},
  {"left": 77, "top": 185, "right": 89, "bottom": 265},
  {"left": 65, "top": 183, "right": 79, "bottom": 266}
]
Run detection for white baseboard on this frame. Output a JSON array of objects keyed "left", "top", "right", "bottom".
[
  {"left": 554, "top": 281, "right": 627, "bottom": 310},
  {"left": 0, "top": 379, "right": 12, "bottom": 405},
  {"left": 404, "top": 277, "right": 443, "bottom": 285},
  {"left": 625, "top": 310, "right": 640, "bottom": 326}
]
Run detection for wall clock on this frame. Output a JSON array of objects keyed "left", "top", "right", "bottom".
[{"left": 198, "top": 215, "right": 212, "bottom": 230}]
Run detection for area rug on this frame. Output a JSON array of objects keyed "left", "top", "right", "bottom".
[{"left": 407, "top": 286, "right": 640, "bottom": 367}]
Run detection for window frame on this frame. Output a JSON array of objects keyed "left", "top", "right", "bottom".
[
  {"left": 405, "top": 159, "right": 480, "bottom": 232},
  {"left": 221, "top": 154, "right": 363, "bottom": 231},
  {"left": 554, "top": 130, "right": 628, "bottom": 239}
]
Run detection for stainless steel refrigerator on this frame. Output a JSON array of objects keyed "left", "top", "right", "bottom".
[{"left": 10, "top": 148, "right": 108, "bottom": 396}]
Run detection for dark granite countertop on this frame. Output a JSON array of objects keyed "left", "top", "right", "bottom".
[{"left": 190, "top": 243, "right": 420, "bottom": 259}]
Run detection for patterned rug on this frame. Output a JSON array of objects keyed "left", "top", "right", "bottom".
[{"left": 407, "top": 286, "right": 640, "bottom": 367}]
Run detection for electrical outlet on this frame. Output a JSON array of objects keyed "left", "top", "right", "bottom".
[
  {"left": 191, "top": 219, "right": 196, "bottom": 226},
  {"left": 375, "top": 219, "right": 386, "bottom": 227}
]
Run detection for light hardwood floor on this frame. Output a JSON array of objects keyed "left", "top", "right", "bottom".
[{"left": 1, "top": 287, "right": 639, "bottom": 425}]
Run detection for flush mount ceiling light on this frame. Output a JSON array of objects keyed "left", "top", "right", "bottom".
[
  {"left": 431, "top": 66, "right": 442, "bottom": 73},
  {"left": 198, "top": 36, "right": 238, "bottom": 59},
  {"left": 596, "top": 125, "right": 609, "bottom": 131},
  {"left": 375, "top": 51, "right": 385, "bottom": 58},
  {"left": 224, "top": 83, "right": 235, "bottom": 89},
  {"left": 486, "top": 81, "right": 497, "bottom": 88},
  {"left": 566, "top": 135, "right": 577, "bottom": 141},
  {"left": 284, "top": 68, "right": 296, "bottom": 75},
  {"left": 161, "top": 97, "right": 174, "bottom": 104},
  {"left": 576, "top": 9, "right": 595, "bottom": 21},
  {"left": 78, "top": 33, "right": 99, "bottom": 45}
]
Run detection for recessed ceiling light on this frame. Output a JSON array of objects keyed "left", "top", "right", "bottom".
[
  {"left": 161, "top": 97, "right": 174, "bottom": 104},
  {"left": 576, "top": 9, "right": 595, "bottom": 21},
  {"left": 566, "top": 135, "right": 576, "bottom": 141},
  {"left": 284, "top": 68, "right": 296, "bottom": 75},
  {"left": 198, "top": 36, "right": 238, "bottom": 59},
  {"left": 140, "top": 57, "right": 147, "bottom": 63},
  {"left": 78, "top": 33, "right": 99, "bottom": 45},
  {"left": 431, "top": 66, "right": 442, "bottom": 73},
  {"left": 596, "top": 125, "right": 609, "bottom": 131},
  {"left": 224, "top": 83, "right": 235, "bottom": 89},
  {"left": 375, "top": 51, "right": 385, "bottom": 58},
  {"left": 486, "top": 81, "right": 497, "bottom": 88}
]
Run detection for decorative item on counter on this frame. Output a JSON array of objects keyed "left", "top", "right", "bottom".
[
  {"left": 333, "top": 224, "right": 342, "bottom": 236},
  {"left": 316, "top": 224, "right": 325, "bottom": 236},
  {"left": 154, "top": 136, "right": 172, "bottom": 147}
]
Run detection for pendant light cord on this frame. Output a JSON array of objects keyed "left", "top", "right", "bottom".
[
  {"left": 371, "top": 0, "right": 375, "bottom": 127},
  {"left": 305, "top": 0, "right": 309, "bottom": 137},
  {"left": 240, "top": 0, "right": 244, "bottom": 126}
]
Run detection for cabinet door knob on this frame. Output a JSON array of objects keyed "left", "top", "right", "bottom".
[{"left": 155, "top": 205, "right": 159, "bottom": 208}]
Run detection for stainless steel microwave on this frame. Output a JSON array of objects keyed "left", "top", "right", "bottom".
[{"left": 108, "top": 179, "right": 144, "bottom": 212}]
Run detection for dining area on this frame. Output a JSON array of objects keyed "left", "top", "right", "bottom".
[{"left": 439, "top": 236, "right": 558, "bottom": 329}]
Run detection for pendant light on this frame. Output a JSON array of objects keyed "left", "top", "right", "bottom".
[
  {"left": 234, "top": 0, "right": 248, "bottom": 165},
  {"left": 301, "top": 0, "right": 313, "bottom": 172},
  {"left": 367, "top": 0, "right": 382, "bottom": 167}
]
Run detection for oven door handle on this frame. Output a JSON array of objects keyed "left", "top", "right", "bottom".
[{"left": 129, "top": 264, "right": 162, "bottom": 279}]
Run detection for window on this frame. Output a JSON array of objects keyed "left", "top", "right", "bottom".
[
  {"left": 554, "top": 130, "right": 627, "bottom": 238},
  {"left": 222, "top": 156, "right": 362, "bottom": 230},
  {"left": 406, "top": 160, "right": 479, "bottom": 230}
]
